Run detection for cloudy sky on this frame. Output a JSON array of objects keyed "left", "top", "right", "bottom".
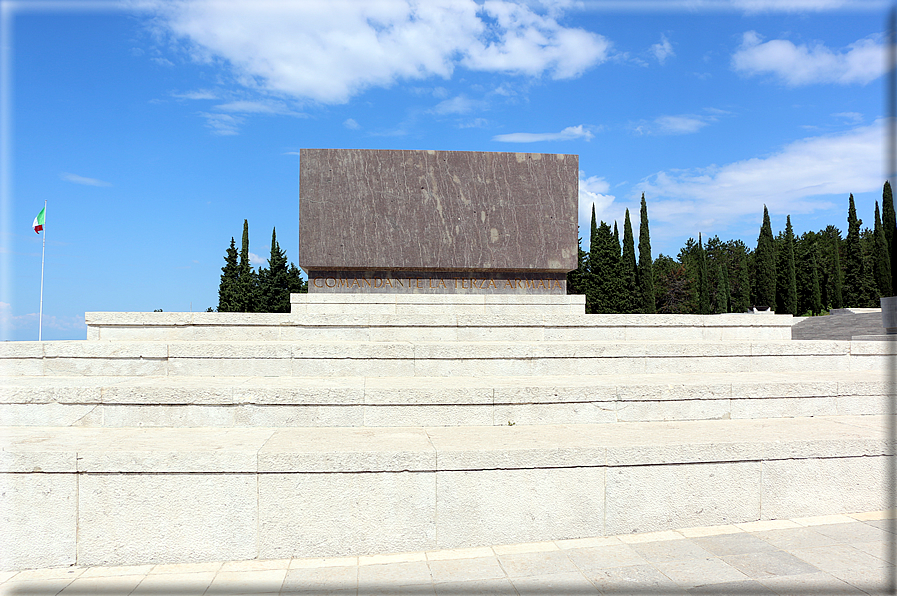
[{"left": 1, "top": 0, "right": 888, "bottom": 340}]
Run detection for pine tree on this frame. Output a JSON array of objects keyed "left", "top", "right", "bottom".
[
  {"left": 621, "top": 210, "right": 638, "bottom": 313},
  {"left": 697, "top": 233, "right": 710, "bottom": 314},
  {"left": 236, "top": 219, "right": 258, "bottom": 312},
  {"left": 776, "top": 215, "right": 798, "bottom": 315},
  {"left": 637, "top": 193, "right": 655, "bottom": 313},
  {"left": 873, "top": 201, "right": 893, "bottom": 298},
  {"left": 258, "top": 227, "right": 292, "bottom": 313},
  {"left": 843, "top": 194, "right": 872, "bottom": 307},
  {"left": 883, "top": 181, "right": 896, "bottom": 294},
  {"left": 755, "top": 206, "right": 776, "bottom": 310},
  {"left": 217, "top": 237, "right": 239, "bottom": 312}
]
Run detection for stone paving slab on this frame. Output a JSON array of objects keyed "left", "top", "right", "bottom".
[{"left": 1, "top": 510, "right": 892, "bottom": 595}]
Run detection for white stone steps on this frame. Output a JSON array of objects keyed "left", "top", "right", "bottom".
[
  {"left": 0, "top": 339, "right": 888, "bottom": 377},
  {"left": 0, "top": 371, "right": 886, "bottom": 427},
  {"left": 85, "top": 311, "right": 794, "bottom": 342},
  {"left": 2, "top": 415, "right": 890, "bottom": 567}
]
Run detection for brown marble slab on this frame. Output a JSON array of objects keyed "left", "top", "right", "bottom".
[
  {"left": 299, "top": 149, "right": 578, "bottom": 280},
  {"left": 308, "top": 270, "right": 567, "bottom": 294}
]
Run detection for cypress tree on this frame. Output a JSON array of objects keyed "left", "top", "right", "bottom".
[
  {"left": 237, "top": 219, "right": 258, "bottom": 312},
  {"left": 809, "top": 242, "right": 823, "bottom": 315},
  {"left": 586, "top": 205, "right": 601, "bottom": 314},
  {"left": 637, "top": 193, "right": 655, "bottom": 313},
  {"left": 621, "top": 209, "right": 638, "bottom": 313},
  {"left": 729, "top": 240, "right": 751, "bottom": 313},
  {"left": 566, "top": 237, "right": 587, "bottom": 296},
  {"left": 714, "top": 260, "right": 730, "bottom": 313},
  {"left": 873, "top": 201, "right": 893, "bottom": 297},
  {"left": 831, "top": 235, "right": 844, "bottom": 309},
  {"left": 218, "top": 237, "right": 239, "bottom": 312},
  {"left": 697, "top": 233, "right": 710, "bottom": 314},
  {"left": 755, "top": 206, "right": 776, "bottom": 310},
  {"left": 592, "top": 221, "right": 624, "bottom": 313},
  {"left": 258, "top": 227, "right": 292, "bottom": 313},
  {"left": 843, "top": 194, "right": 871, "bottom": 307},
  {"left": 883, "top": 181, "right": 896, "bottom": 294},
  {"left": 288, "top": 264, "right": 308, "bottom": 294},
  {"left": 778, "top": 215, "right": 798, "bottom": 315}
]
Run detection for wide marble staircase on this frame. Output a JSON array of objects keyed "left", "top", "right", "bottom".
[{"left": 0, "top": 293, "right": 891, "bottom": 571}]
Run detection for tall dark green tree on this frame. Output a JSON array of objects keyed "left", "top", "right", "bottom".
[
  {"left": 637, "top": 193, "right": 655, "bottom": 313},
  {"left": 831, "top": 235, "right": 844, "bottom": 309},
  {"left": 653, "top": 254, "right": 691, "bottom": 313},
  {"left": 566, "top": 237, "right": 588, "bottom": 296},
  {"left": 697, "top": 233, "right": 711, "bottom": 314},
  {"left": 873, "top": 201, "right": 893, "bottom": 298},
  {"left": 620, "top": 209, "right": 638, "bottom": 313},
  {"left": 586, "top": 205, "right": 601, "bottom": 313},
  {"left": 258, "top": 228, "right": 292, "bottom": 313},
  {"left": 883, "top": 181, "right": 896, "bottom": 294},
  {"left": 776, "top": 215, "right": 798, "bottom": 315},
  {"left": 713, "top": 260, "right": 730, "bottom": 313},
  {"left": 590, "top": 220, "right": 624, "bottom": 313},
  {"left": 728, "top": 240, "right": 752, "bottom": 313},
  {"left": 236, "top": 219, "right": 258, "bottom": 312},
  {"left": 843, "top": 194, "right": 873, "bottom": 307},
  {"left": 808, "top": 243, "right": 823, "bottom": 315},
  {"left": 755, "top": 205, "right": 776, "bottom": 309},
  {"left": 217, "top": 237, "right": 240, "bottom": 312}
]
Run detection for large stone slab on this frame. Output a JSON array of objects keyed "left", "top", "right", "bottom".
[{"left": 298, "top": 149, "right": 578, "bottom": 292}]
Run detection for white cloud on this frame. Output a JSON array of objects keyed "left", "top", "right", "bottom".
[
  {"left": 430, "top": 95, "right": 486, "bottom": 115},
  {"left": 343, "top": 118, "right": 360, "bottom": 130},
  {"left": 833, "top": 111, "right": 863, "bottom": 123},
  {"left": 60, "top": 172, "right": 112, "bottom": 187},
  {"left": 634, "top": 110, "right": 724, "bottom": 135},
  {"left": 213, "top": 100, "right": 301, "bottom": 115},
  {"left": 171, "top": 89, "right": 218, "bottom": 100},
  {"left": 249, "top": 252, "right": 265, "bottom": 266},
  {"left": 0, "top": 303, "right": 86, "bottom": 332},
  {"left": 636, "top": 121, "right": 882, "bottom": 233},
  {"left": 493, "top": 124, "right": 594, "bottom": 142},
  {"left": 199, "top": 112, "right": 242, "bottom": 135},
  {"left": 732, "top": 30, "right": 884, "bottom": 86},
  {"left": 651, "top": 33, "right": 674, "bottom": 64},
  {"left": 578, "top": 171, "right": 615, "bottom": 236},
  {"left": 139, "top": 0, "right": 611, "bottom": 104}
]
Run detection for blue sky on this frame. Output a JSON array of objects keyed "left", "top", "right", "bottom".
[{"left": 1, "top": 0, "right": 889, "bottom": 340}]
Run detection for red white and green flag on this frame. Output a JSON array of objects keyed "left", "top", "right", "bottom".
[{"left": 33, "top": 207, "right": 45, "bottom": 234}]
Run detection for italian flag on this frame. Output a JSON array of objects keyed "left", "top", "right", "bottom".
[{"left": 33, "top": 207, "right": 45, "bottom": 234}]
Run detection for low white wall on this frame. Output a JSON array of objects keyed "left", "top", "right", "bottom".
[{"left": 1, "top": 417, "right": 890, "bottom": 570}]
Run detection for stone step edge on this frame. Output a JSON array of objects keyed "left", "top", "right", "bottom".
[
  {"left": 0, "top": 372, "right": 889, "bottom": 404},
  {"left": 85, "top": 312, "right": 795, "bottom": 328},
  {"left": 4, "top": 339, "right": 890, "bottom": 358},
  {"left": 2, "top": 415, "right": 890, "bottom": 474}
]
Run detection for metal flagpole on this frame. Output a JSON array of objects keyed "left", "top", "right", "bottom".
[{"left": 38, "top": 200, "right": 46, "bottom": 341}]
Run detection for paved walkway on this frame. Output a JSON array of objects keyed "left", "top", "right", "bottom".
[
  {"left": 1, "top": 511, "right": 893, "bottom": 595},
  {"left": 792, "top": 310, "right": 884, "bottom": 341}
]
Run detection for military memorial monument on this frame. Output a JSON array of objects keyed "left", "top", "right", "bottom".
[
  {"left": 299, "top": 148, "right": 578, "bottom": 293},
  {"left": 0, "top": 148, "right": 889, "bottom": 573}
]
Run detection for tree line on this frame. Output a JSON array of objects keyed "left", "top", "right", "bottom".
[
  {"left": 567, "top": 183, "right": 896, "bottom": 315},
  {"left": 217, "top": 220, "right": 307, "bottom": 313}
]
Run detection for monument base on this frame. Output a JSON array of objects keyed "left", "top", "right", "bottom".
[
  {"left": 306, "top": 270, "right": 568, "bottom": 294},
  {"left": 0, "top": 295, "right": 891, "bottom": 570}
]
